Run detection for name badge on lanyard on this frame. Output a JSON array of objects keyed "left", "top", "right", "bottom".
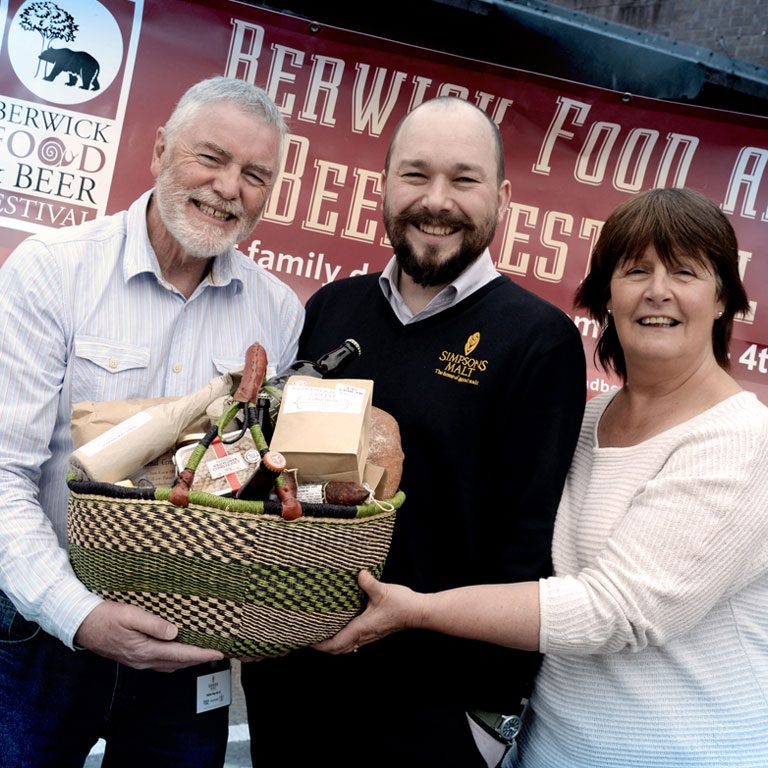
[{"left": 196, "top": 668, "right": 232, "bottom": 713}]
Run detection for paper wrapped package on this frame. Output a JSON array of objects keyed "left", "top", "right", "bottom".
[
  {"left": 71, "top": 396, "right": 210, "bottom": 449},
  {"left": 70, "top": 370, "right": 241, "bottom": 484},
  {"left": 270, "top": 376, "right": 373, "bottom": 484}
]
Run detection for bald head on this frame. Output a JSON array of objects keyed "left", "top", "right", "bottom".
[{"left": 384, "top": 97, "right": 506, "bottom": 185}]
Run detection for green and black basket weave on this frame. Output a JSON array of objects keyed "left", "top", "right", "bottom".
[{"left": 67, "top": 480, "right": 403, "bottom": 658}]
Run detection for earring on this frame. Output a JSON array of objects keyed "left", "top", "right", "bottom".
[
  {"left": 606, "top": 308, "right": 612, "bottom": 315},
  {"left": 717, "top": 311, "right": 724, "bottom": 318}
]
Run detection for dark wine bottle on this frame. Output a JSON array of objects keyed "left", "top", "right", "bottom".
[
  {"left": 236, "top": 450, "right": 286, "bottom": 501},
  {"left": 260, "top": 339, "right": 362, "bottom": 421},
  {"left": 254, "top": 395, "right": 274, "bottom": 443},
  {"left": 274, "top": 338, "right": 361, "bottom": 384}
]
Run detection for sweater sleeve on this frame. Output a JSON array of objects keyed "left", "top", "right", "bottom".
[{"left": 540, "top": 404, "right": 768, "bottom": 655}]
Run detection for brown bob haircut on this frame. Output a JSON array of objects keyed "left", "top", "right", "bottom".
[{"left": 575, "top": 187, "right": 750, "bottom": 381}]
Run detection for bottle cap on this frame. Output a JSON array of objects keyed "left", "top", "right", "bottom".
[
  {"left": 261, "top": 450, "right": 287, "bottom": 473},
  {"left": 344, "top": 338, "right": 362, "bottom": 355}
]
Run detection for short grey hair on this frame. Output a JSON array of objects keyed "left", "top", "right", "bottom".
[{"left": 163, "top": 76, "right": 286, "bottom": 149}]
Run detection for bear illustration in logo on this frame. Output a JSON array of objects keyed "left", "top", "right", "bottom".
[{"left": 38, "top": 47, "right": 101, "bottom": 91}]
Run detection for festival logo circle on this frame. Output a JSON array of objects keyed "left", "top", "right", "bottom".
[{"left": 8, "top": 0, "right": 123, "bottom": 105}]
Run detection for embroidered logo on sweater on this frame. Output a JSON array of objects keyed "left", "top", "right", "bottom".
[
  {"left": 435, "top": 332, "right": 488, "bottom": 386},
  {"left": 464, "top": 332, "right": 480, "bottom": 355}
]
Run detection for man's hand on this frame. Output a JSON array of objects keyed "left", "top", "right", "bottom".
[{"left": 74, "top": 601, "right": 224, "bottom": 672}]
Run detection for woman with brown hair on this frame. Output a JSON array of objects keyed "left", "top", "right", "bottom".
[{"left": 316, "top": 188, "right": 768, "bottom": 768}]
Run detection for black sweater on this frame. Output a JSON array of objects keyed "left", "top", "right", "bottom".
[
  {"left": 244, "top": 273, "right": 586, "bottom": 766},
  {"left": 301, "top": 275, "right": 585, "bottom": 593}
]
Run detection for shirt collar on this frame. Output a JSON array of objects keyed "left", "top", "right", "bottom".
[
  {"left": 123, "top": 189, "right": 243, "bottom": 292},
  {"left": 378, "top": 249, "right": 498, "bottom": 323}
]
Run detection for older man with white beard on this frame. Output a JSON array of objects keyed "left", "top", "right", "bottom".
[{"left": 0, "top": 77, "right": 302, "bottom": 767}]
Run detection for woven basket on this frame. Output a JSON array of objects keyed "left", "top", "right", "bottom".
[{"left": 68, "top": 480, "right": 402, "bottom": 658}]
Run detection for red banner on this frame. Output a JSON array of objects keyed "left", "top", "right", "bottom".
[{"left": 2, "top": 0, "right": 768, "bottom": 400}]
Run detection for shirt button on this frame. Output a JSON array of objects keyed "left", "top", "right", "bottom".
[
  {"left": 172, "top": 363, "right": 182, "bottom": 374},
  {"left": 108, "top": 357, "right": 118, "bottom": 369}
]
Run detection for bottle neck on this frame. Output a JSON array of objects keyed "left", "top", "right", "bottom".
[
  {"left": 316, "top": 339, "right": 360, "bottom": 376},
  {"left": 272, "top": 339, "right": 361, "bottom": 384}
]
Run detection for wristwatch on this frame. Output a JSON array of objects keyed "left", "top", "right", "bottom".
[{"left": 468, "top": 705, "right": 525, "bottom": 745}]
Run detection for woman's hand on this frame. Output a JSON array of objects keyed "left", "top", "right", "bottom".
[
  {"left": 313, "top": 570, "right": 425, "bottom": 654},
  {"left": 315, "top": 574, "right": 540, "bottom": 653}
]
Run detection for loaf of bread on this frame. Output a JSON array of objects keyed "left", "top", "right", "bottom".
[{"left": 367, "top": 406, "right": 404, "bottom": 499}]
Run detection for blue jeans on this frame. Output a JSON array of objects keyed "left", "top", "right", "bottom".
[{"left": 0, "top": 590, "right": 229, "bottom": 768}]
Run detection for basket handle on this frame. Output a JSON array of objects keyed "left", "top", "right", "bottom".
[
  {"left": 234, "top": 342, "right": 267, "bottom": 404},
  {"left": 169, "top": 342, "right": 302, "bottom": 519},
  {"left": 169, "top": 403, "right": 241, "bottom": 507},
  {"left": 170, "top": 342, "right": 267, "bottom": 508}
]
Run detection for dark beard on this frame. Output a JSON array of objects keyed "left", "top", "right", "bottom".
[{"left": 385, "top": 207, "right": 498, "bottom": 287}]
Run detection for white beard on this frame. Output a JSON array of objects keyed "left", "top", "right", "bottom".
[{"left": 154, "top": 172, "right": 257, "bottom": 258}]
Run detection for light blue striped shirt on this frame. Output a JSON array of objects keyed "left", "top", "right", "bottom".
[{"left": 0, "top": 190, "right": 304, "bottom": 647}]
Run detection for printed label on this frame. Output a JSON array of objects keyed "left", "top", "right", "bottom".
[
  {"left": 78, "top": 410, "right": 152, "bottom": 457},
  {"left": 206, "top": 451, "right": 248, "bottom": 479},
  {"left": 296, "top": 483, "right": 324, "bottom": 504},
  {"left": 129, "top": 449, "right": 176, "bottom": 486},
  {"left": 196, "top": 668, "right": 232, "bottom": 713},
  {"left": 282, "top": 381, "right": 366, "bottom": 415}
]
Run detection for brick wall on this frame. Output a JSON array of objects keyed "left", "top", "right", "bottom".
[{"left": 545, "top": 0, "right": 768, "bottom": 67}]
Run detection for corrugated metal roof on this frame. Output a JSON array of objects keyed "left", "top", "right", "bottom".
[{"left": 249, "top": 0, "right": 768, "bottom": 116}]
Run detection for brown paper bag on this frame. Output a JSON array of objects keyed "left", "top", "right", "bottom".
[
  {"left": 270, "top": 376, "right": 373, "bottom": 483},
  {"left": 363, "top": 463, "right": 387, "bottom": 499}
]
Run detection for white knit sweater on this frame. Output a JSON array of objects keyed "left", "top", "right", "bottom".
[{"left": 515, "top": 390, "right": 768, "bottom": 768}]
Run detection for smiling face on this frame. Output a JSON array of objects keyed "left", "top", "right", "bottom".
[
  {"left": 608, "top": 245, "right": 725, "bottom": 375},
  {"left": 150, "top": 101, "right": 281, "bottom": 259},
  {"left": 382, "top": 101, "right": 511, "bottom": 286}
]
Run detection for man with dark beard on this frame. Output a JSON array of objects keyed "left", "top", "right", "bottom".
[
  {"left": 242, "top": 98, "right": 585, "bottom": 767},
  {"left": 0, "top": 77, "right": 302, "bottom": 766}
]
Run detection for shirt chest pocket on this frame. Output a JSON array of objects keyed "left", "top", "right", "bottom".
[{"left": 71, "top": 336, "right": 150, "bottom": 403}]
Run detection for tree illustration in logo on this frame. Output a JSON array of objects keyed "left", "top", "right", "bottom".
[{"left": 19, "top": 1, "right": 78, "bottom": 78}]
